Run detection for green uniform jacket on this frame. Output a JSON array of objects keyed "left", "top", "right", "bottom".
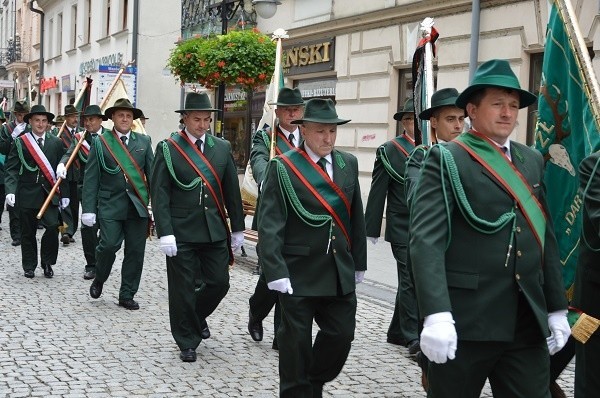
[
  {"left": 4, "top": 133, "right": 68, "bottom": 208},
  {"left": 258, "top": 147, "right": 367, "bottom": 297},
  {"left": 82, "top": 130, "right": 154, "bottom": 220},
  {"left": 61, "top": 128, "right": 111, "bottom": 186},
  {"left": 410, "top": 141, "right": 567, "bottom": 341},
  {"left": 365, "top": 138, "right": 411, "bottom": 243},
  {"left": 150, "top": 133, "right": 245, "bottom": 242},
  {"left": 0, "top": 122, "right": 29, "bottom": 156}
]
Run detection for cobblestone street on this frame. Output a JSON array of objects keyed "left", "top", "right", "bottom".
[{"left": 0, "top": 217, "right": 574, "bottom": 397}]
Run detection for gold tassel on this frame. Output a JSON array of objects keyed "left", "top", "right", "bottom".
[
  {"left": 571, "top": 312, "right": 600, "bottom": 344},
  {"left": 58, "top": 222, "right": 68, "bottom": 234}
]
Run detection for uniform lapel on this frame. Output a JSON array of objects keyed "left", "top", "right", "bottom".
[
  {"left": 332, "top": 150, "right": 348, "bottom": 189},
  {"left": 203, "top": 134, "right": 216, "bottom": 163}
]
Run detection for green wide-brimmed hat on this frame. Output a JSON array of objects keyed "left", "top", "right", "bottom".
[
  {"left": 13, "top": 100, "right": 30, "bottom": 113},
  {"left": 82, "top": 105, "right": 108, "bottom": 121},
  {"left": 455, "top": 59, "right": 537, "bottom": 109},
  {"left": 393, "top": 98, "right": 414, "bottom": 121},
  {"left": 24, "top": 104, "right": 55, "bottom": 123},
  {"left": 291, "top": 98, "right": 350, "bottom": 125},
  {"left": 138, "top": 110, "right": 149, "bottom": 120},
  {"left": 419, "top": 88, "right": 461, "bottom": 120},
  {"left": 64, "top": 104, "right": 80, "bottom": 116},
  {"left": 54, "top": 115, "right": 65, "bottom": 124},
  {"left": 269, "top": 87, "right": 304, "bottom": 106},
  {"left": 175, "top": 92, "right": 220, "bottom": 113},
  {"left": 105, "top": 98, "right": 144, "bottom": 119}
]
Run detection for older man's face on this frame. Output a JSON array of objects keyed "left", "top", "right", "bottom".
[
  {"left": 183, "top": 111, "right": 212, "bottom": 139},
  {"left": 300, "top": 122, "right": 337, "bottom": 158},
  {"left": 276, "top": 105, "right": 304, "bottom": 131},
  {"left": 112, "top": 110, "right": 134, "bottom": 134}
]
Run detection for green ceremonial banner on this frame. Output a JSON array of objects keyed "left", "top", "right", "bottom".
[{"left": 535, "top": 1, "right": 600, "bottom": 296}]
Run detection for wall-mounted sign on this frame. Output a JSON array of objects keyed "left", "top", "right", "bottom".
[
  {"left": 61, "top": 75, "right": 72, "bottom": 92},
  {"left": 0, "top": 80, "right": 13, "bottom": 89},
  {"left": 296, "top": 79, "right": 337, "bottom": 99},
  {"left": 283, "top": 38, "right": 335, "bottom": 76},
  {"left": 98, "top": 65, "right": 137, "bottom": 105},
  {"left": 40, "top": 77, "right": 59, "bottom": 93},
  {"left": 79, "top": 52, "right": 124, "bottom": 76}
]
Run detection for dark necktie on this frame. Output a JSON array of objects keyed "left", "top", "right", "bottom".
[
  {"left": 91, "top": 133, "right": 98, "bottom": 138},
  {"left": 196, "top": 139, "right": 203, "bottom": 153},
  {"left": 120, "top": 136, "right": 127, "bottom": 146},
  {"left": 37, "top": 137, "right": 43, "bottom": 148},
  {"left": 317, "top": 157, "right": 329, "bottom": 178},
  {"left": 288, "top": 133, "right": 295, "bottom": 147}
]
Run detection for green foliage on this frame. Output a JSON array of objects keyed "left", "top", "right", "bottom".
[{"left": 167, "top": 29, "right": 276, "bottom": 90}]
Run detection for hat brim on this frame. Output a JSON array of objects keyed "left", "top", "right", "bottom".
[
  {"left": 105, "top": 106, "right": 144, "bottom": 119},
  {"left": 24, "top": 111, "right": 55, "bottom": 123},
  {"left": 393, "top": 111, "right": 414, "bottom": 121},
  {"left": 455, "top": 84, "right": 537, "bottom": 109},
  {"left": 64, "top": 111, "right": 81, "bottom": 116},
  {"left": 83, "top": 114, "right": 109, "bottom": 121},
  {"left": 175, "top": 108, "right": 220, "bottom": 114},
  {"left": 291, "top": 117, "right": 350, "bottom": 125},
  {"left": 419, "top": 100, "right": 461, "bottom": 120},
  {"left": 268, "top": 101, "right": 305, "bottom": 106}
]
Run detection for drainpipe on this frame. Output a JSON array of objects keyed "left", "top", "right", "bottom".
[
  {"left": 131, "top": 0, "right": 139, "bottom": 103},
  {"left": 29, "top": 0, "right": 44, "bottom": 104},
  {"left": 469, "top": 0, "right": 480, "bottom": 81}
]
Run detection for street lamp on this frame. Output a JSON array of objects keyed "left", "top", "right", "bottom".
[{"left": 207, "top": 0, "right": 279, "bottom": 137}]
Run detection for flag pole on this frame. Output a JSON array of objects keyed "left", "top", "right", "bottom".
[
  {"left": 556, "top": 0, "right": 600, "bottom": 122},
  {"left": 269, "top": 29, "right": 288, "bottom": 160},
  {"left": 421, "top": 18, "right": 435, "bottom": 146},
  {"left": 56, "top": 77, "right": 92, "bottom": 138}
]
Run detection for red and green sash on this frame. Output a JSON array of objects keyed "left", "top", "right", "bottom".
[
  {"left": 455, "top": 132, "right": 546, "bottom": 249},
  {"left": 5, "top": 122, "right": 14, "bottom": 135},
  {"left": 167, "top": 131, "right": 233, "bottom": 264},
  {"left": 260, "top": 127, "right": 295, "bottom": 156},
  {"left": 390, "top": 134, "right": 416, "bottom": 157},
  {"left": 100, "top": 130, "right": 149, "bottom": 208},
  {"left": 279, "top": 148, "right": 352, "bottom": 245},
  {"left": 20, "top": 133, "right": 59, "bottom": 193}
]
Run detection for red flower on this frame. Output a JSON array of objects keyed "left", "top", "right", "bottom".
[
  {"left": 217, "top": 61, "right": 226, "bottom": 68},
  {"left": 213, "top": 72, "right": 220, "bottom": 78},
  {"left": 258, "top": 73, "right": 266, "bottom": 80},
  {"left": 199, "top": 61, "right": 206, "bottom": 67},
  {"left": 185, "top": 53, "right": 192, "bottom": 59}
]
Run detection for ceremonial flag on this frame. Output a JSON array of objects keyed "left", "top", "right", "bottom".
[
  {"left": 257, "top": 64, "right": 285, "bottom": 132},
  {"left": 76, "top": 77, "right": 93, "bottom": 128},
  {"left": 535, "top": 0, "right": 600, "bottom": 297},
  {"left": 100, "top": 78, "right": 146, "bottom": 134},
  {"left": 412, "top": 18, "right": 438, "bottom": 146}
]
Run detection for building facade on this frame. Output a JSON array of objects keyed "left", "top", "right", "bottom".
[
  {"left": 256, "top": 0, "right": 600, "bottom": 199},
  {"left": 24, "top": 0, "right": 180, "bottom": 143}
]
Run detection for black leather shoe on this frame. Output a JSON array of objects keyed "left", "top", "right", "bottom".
[
  {"left": 61, "top": 233, "right": 70, "bottom": 245},
  {"left": 118, "top": 299, "right": 140, "bottom": 310},
  {"left": 407, "top": 339, "right": 420, "bottom": 356},
  {"left": 386, "top": 335, "right": 405, "bottom": 346},
  {"left": 83, "top": 270, "right": 96, "bottom": 280},
  {"left": 24, "top": 270, "right": 34, "bottom": 278},
  {"left": 179, "top": 348, "right": 197, "bottom": 362},
  {"left": 69, "top": 237, "right": 75, "bottom": 243},
  {"left": 272, "top": 338, "right": 278, "bottom": 351},
  {"left": 200, "top": 320, "right": 210, "bottom": 339},
  {"left": 90, "top": 279, "right": 103, "bottom": 299},
  {"left": 41, "top": 264, "right": 54, "bottom": 278},
  {"left": 248, "top": 310, "right": 263, "bottom": 341},
  {"left": 11, "top": 239, "right": 20, "bottom": 246}
]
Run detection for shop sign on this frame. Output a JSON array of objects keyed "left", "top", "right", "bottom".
[
  {"left": 40, "top": 77, "right": 59, "bottom": 93},
  {"left": 62, "top": 75, "right": 72, "bottom": 92},
  {"left": 296, "top": 79, "right": 336, "bottom": 99},
  {"left": 283, "top": 38, "right": 335, "bottom": 76},
  {"left": 79, "top": 52, "right": 124, "bottom": 76}
]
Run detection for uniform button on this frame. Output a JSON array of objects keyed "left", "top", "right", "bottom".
[
  {"left": 333, "top": 249, "right": 337, "bottom": 254},
  {"left": 205, "top": 207, "right": 208, "bottom": 210},
  {"left": 332, "top": 223, "right": 336, "bottom": 227},
  {"left": 516, "top": 226, "right": 521, "bottom": 233},
  {"left": 204, "top": 194, "right": 208, "bottom": 198},
  {"left": 517, "top": 250, "right": 522, "bottom": 257},
  {"left": 332, "top": 236, "right": 336, "bottom": 240},
  {"left": 515, "top": 274, "right": 521, "bottom": 280}
]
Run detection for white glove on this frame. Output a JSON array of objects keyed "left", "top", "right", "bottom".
[
  {"left": 355, "top": 271, "right": 365, "bottom": 283},
  {"left": 5, "top": 193, "right": 15, "bottom": 207},
  {"left": 547, "top": 310, "right": 570, "bottom": 355},
  {"left": 11, "top": 122, "right": 26, "bottom": 138},
  {"left": 160, "top": 235, "right": 178, "bottom": 257},
  {"left": 81, "top": 213, "right": 96, "bottom": 227},
  {"left": 267, "top": 277, "right": 293, "bottom": 294},
  {"left": 56, "top": 163, "right": 67, "bottom": 179},
  {"left": 60, "top": 198, "right": 70, "bottom": 209},
  {"left": 231, "top": 231, "right": 244, "bottom": 252},
  {"left": 421, "top": 311, "right": 458, "bottom": 364},
  {"left": 367, "top": 237, "right": 379, "bottom": 245}
]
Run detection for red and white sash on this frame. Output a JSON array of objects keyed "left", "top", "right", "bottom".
[
  {"left": 75, "top": 132, "right": 91, "bottom": 156},
  {"left": 21, "top": 133, "right": 58, "bottom": 188}
]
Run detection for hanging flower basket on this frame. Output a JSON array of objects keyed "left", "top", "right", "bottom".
[{"left": 168, "top": 28, "right": 277, "bottom": 90}]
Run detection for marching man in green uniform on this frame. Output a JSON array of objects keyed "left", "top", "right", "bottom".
[
  {"left": 4, "top": 105, "right": 69, "bottom": 278},
  {"left": 410, "top": 59, "right": 570, "bottom": 397},
  {"left": 574, "top": 152, "right": 600, "bottom": 397},
  {"left": 151, "top": 92, "right": 245, "bottom": 362},
  {"left": 56, "top": 104, "right": 82, "bottom": 246},
  {"left": 247, "top": 87, "right": 304, "bottom": 349},
  {"left": 0, "top": 100, "right": 29, "bottom": 246},
  {"left": 258, "top": 98, "right": 367, "bottom": 397},
  {"left": 365, "top": 98, "right": 419, "bottom": 352},
  {"left": 81, "top": 98, "right": 154, "bottom": 310},
  {"left": 57, "top": 105, "right": 109, "bottom": 280}
]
